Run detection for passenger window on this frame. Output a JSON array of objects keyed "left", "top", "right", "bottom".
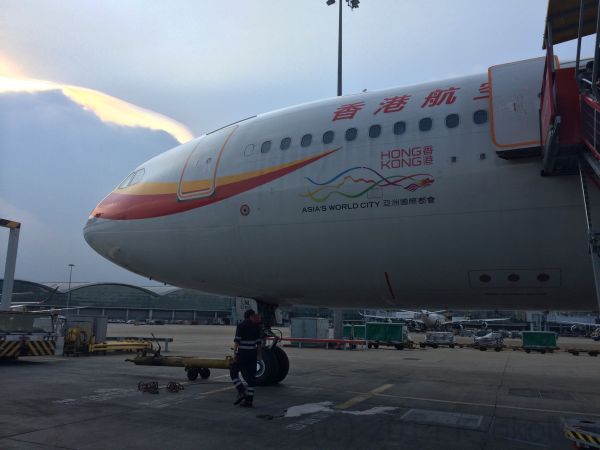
[
  {"left": 393, "top": 121, "right": 406, "bottom": 135},
  {"left": 261, "top": 141, "right": 271, "bottom": 154},
  {"left": 301, "top": 134, "right": 312, "bottom": 147},
  {"left": 322, "top": 130, "right": 334, "bottom": 145},
  {"left": 280, "top": 137, "right": 291, "bottom": 150},
  {"left": 118, "top": 173, "right": 135, "bottom": 189},
  {"left": 243, "top": 144, "right": 255, "bottom": 156},
  {"left": 445, "top": 114, "right": 459, "bottom": 128},
  {"left": 473, "top": 109, "right": 488, "bottom": 124},
  {"left": 369, "top": 125, "right": 381, "bottom": 138},
  {"left": 129, "top": 168, "right": 145, "bottom": 186},
  {"left": 419, "top": 117, "right": 432, "bottom": 132},
  {"left": 345, "top": 127, "right": 358, "bottom": 141}
]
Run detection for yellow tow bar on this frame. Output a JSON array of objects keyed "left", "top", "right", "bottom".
[{"left": 127, "top": 354, "right": 234, "bottom": 381}]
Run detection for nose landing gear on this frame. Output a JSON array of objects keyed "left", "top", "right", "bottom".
[{"left": 254, "top": 300, "right": 290, "bottom": 386}]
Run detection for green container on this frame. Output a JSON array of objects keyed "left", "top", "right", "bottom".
[
  {"left": 366, "top": 322, "right": 388, "bottom": 341},
  {"left": 521, "top": 331, "right": 557, "bottom": 348},
  {"left": 365, "top": 322, "right": 407, "bottom": 342},
  {"left": 352, "top": 325, "right": 366, "bottom": 339},
  {"left": 342, "top": 324, "right": 353, "bottom": 339},
  {"left": 386, "top": 323, "right": 407, "bottom": 342}
]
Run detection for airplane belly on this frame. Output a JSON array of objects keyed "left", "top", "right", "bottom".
[{"left": 229, "top": 158, "right": 597, "bottom": 310}]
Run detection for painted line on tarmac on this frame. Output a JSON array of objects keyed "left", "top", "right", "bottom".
[
  {"left": 335, "top": 383, "right": 393, "bottom": 410},
  {"left": 200, "top": 385, "right": 234, "bottom": 396},
  {"left": 361, "top": 392, "right": 600, "bottom": 418}
]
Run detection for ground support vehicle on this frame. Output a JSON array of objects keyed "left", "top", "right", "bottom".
[
  {"left": 420, "top": 331, "right": 455, "bottom": 349},
  {"left": 0, "top": 311, "right": 60, "bottom": 359},
  {"left": 63, "top": 327, "right": 152, "bottom": 356},
  {"left": 562, "top": 417, "right": 600, "bottom": 449},
  {"left": 344, "top": 322, "right": 413, "bottom": 350},
  {"left": 473, "top": 332, "right": 504, "bottom": 351},
  {"left": 128, "top": 342, "right": 289, "bottom": 386},
  {"left": 521, "top": 331, "right": 559, "bottom": 354}
]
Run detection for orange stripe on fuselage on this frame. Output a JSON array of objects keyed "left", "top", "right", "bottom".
[{"left": 92, "top": 148, "right": 339, "bottom": 220}]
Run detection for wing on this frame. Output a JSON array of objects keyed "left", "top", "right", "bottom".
[{"left": 550, "top": 320, "right": 600, "bottom": 327}]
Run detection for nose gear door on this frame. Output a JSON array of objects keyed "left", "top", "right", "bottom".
[{"left": 177, "top": 125, "right": 238, "bottom": 201}]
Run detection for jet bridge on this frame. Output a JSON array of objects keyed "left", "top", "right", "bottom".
[{"left": 541, "top": 0, "right": 600, "bottom": 314}]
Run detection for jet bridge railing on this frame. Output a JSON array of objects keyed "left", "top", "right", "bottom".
[{"left": 582, "top": 94, "right": 600, "bottom": 159}]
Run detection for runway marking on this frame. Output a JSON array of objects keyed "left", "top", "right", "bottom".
[
  {"left": 359, "top": 391, "right": 600, "bottom": 418},
  {"left": 335, "top": 383, "right": 393, "bottom": 410},
  {"left": 200, "top": 385, "right": 234, "bottom": 396}
]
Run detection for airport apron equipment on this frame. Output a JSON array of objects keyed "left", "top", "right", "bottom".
[
  {"left": 127, "top": 334, "right": 289, "bottom": 386},
  {"left": 562, "top": 417, "right": 600, "bottom": 449}
]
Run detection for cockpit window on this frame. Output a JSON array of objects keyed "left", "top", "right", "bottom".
[
  {"left": 129, "top": 168, "right": 145, "bottom": 186},
  {"left": 117, "top": 169, "right": 144, "bottom": 189},
  {"left": 117, "top": 172, "right": 135, "bottom": 189}
]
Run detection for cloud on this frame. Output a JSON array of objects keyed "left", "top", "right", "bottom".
[
  {"left": 0, "top": 89, "right": 180, "bottom": 283},
  {"left": 0, "top": 75, "right": 193, "bottom": 143}
]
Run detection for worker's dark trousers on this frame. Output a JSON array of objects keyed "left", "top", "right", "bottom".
[{"left": 230, "top": 351, "right": 257, "bottom": 403}]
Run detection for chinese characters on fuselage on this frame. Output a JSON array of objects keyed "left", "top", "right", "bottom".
[
  {"left": 301, "top": 197, "right": 435, "bottom": 214},
  {"left": 332, "top": 85, "right": 474, "bottom": 122}
]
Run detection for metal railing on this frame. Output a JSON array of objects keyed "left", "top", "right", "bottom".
[{"left": 581, "top": 95, "right": 600, "bottom": 159}]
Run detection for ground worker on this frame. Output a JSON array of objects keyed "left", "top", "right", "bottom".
[{"left": 230, "top": 309, "right": 262, "bottom": 407}]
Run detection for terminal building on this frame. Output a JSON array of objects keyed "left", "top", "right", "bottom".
[
  {"left": 2, "top": 279, "right": 597, "bottom": 333},
  {"left": 2, "top": 279, "right": 237, "bottom": 324}
]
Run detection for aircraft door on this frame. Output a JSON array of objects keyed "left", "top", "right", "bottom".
[{"left": 177, "top": 126, "right": 238, "bottom": 201}]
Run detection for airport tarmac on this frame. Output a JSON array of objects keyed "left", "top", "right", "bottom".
[{"left": 1, "top": 324, "right": 599, "bottom": 449}]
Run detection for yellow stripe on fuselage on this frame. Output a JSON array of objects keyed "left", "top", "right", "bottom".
[{"left": 116, "top": 152, "right": 329, "bottom": 196}]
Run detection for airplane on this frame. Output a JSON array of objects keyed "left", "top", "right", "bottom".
[
  {"left": 84, "top": 51, "right": 600, "bottom": 384},
  {"left": 548, "top": 318, "right": 600, "bottom": 339},
  {"left": 4, "top": 287, "right": 60, "bottom": 311},
  {"left": 360, "top": 309, "right": 510, "bottom": 331}
]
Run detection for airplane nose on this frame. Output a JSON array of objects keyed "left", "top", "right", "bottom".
[
  {"left": 83, "top": 216, "right": 117, "bottom": 262},
  {"left": 83, "top": 216, "right": 103, "bottom": 255}
]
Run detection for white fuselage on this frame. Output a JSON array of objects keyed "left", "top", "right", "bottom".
[{"left": 84, "top": 68, "right": 598, "bottom": 311}]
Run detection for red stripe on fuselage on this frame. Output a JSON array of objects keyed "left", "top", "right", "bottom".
[{"left": 94, "top": 149, "right": 338, "bottom": 220}]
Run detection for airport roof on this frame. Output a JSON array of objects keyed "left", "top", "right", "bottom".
[
  {"left": 544, "top": 0, "right": 598, "bottom": 48},
  {"left": 2, "top": 279, "right": 184, "bottom": 296},
  {"left": 40, "top": 282, "right": 181, "bottom": 296}
]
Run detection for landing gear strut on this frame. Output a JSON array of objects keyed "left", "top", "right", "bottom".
[{"left": 254, "top": 300, "right": 289, "bottom": 385}]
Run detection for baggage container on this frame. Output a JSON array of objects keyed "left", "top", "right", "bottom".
[
  {"left": 291, "top": 317, "right": 329, "bottom": 339},
  {"left": 422, "top": 331, "right": 455, "bottom": 348},
  {"left": 366, "top": 322, "right": 388, "bottom": 341},
  {"left": 342, "top": 323, "right": 366, "bottom": 340},
  {"left": 521, "top": 331, "right": 558, "bottom": 353},
  {"left": 365, "top": 322, "right": 410, "bottom": 349}
]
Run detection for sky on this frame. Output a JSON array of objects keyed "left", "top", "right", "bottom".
[{"left": 0, "top": 0, "right": 595, "bottom": 284}]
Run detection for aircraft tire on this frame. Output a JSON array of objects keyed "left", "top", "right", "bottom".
[
  {"left": 271, "top": 346, "right": 289, "bottom": 383},
  {"left": 187, "top": 368, "right": 199, "bottom": 381},
  {"left": 256, "top": 348, "right": 280, "bottom": 386}
]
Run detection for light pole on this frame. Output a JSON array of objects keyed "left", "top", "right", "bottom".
[
  {"left": 326, "top": 0, "right": 360, "bottom": 97},
  {"left": 67, "top": 264, "right": 75, "bottom": 316}
]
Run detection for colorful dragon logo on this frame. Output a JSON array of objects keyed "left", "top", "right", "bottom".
[{"left": 301, "top": 167, "right": 434, "bottom": 203}]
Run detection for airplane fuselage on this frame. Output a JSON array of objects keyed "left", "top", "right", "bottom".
[{"left": 84, "top": 67, "right": 598, "bottom": 311}]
